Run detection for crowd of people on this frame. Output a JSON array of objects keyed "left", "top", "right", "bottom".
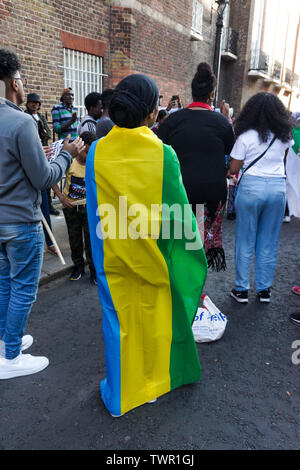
[{"left": 0, "top": 47, "right": 299, "bottom": 417}]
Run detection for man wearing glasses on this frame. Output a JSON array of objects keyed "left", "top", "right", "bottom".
[
  {"left": 0, "top": 49, "right": 85, "bottom": 379},
  {"left": 51, "top": 87, "right": 80, "bottom": 141}
]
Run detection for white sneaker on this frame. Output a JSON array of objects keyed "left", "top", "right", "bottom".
[
  {"left": 283, "top": 216, "right": 291, "bottom": 223},
  {"left": 0, "top": 335, "right": 33, "bottom": 358},
  {"left": 0, "top": 353, "right": 49, "bottom": 379}
]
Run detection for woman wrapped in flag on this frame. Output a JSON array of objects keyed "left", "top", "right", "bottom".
[{"left": 85, "top": 74, "right": 207, "bottom": 417}]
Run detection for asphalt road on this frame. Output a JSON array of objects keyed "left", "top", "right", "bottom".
[{"left": 1, "top": 218, "right": 300, "bottom": 450}]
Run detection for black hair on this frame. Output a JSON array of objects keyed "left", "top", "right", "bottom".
[
  {"left": 100, "top": 89, "right": 114, "bottom": 110},
  {"left": 80, "top": 131, "right": 98, "bottom": 146},
  {"left": 84, "top": 92, "right": 101, "bottom": 112},
  {"left": 191, "top": 62, "right": 217, "bottom": 102},
  {"left": 157, "top": 109, "right": 168, "bottom": 121},
  {"left": 0, "top": 49, "right": 21, "bottom": 80},
  {"left": 109, "top": 74, "right": 159, "bottom": 129},
  {"left": 234, "top": 92, "right": 293, "bottom": 143}
]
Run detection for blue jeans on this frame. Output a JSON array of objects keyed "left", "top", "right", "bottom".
[
  {"left": 0, "top": 223, "right": 44, "bottom": 359},
  {"left": 234, "top": 176, "right": 286, "bottom": 292}
]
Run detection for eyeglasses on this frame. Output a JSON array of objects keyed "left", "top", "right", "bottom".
[{"left": 13, "top": 77, "right": 27, "bottom": 86}]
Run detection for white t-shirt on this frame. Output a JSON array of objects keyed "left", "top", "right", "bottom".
[{"left": 231, "top": 129, "right": 294, "bottom": 178}]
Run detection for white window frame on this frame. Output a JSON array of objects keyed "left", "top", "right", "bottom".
[
  {"left": 61, "top": 48, "right": 106, "bottom": 118},
  {"left": 251, "top": 0, "right": 265, "bottom": 67},
  {"left": 191, "top": 0, "right": 203, "bottom": 41}
]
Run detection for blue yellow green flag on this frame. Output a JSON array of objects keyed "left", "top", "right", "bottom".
[{"left": 86, "top": 125, "right": 207, "bottom": 416}]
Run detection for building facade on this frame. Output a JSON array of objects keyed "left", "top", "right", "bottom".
[
  {"left": 219, "top": 0, "right": 300, "bottom": 115},
  {"left": 0, "top": 0, "right": 221, "bottom": 121},
  {"left": 1, "top": 0, "right": 299, "bottom": 123}
]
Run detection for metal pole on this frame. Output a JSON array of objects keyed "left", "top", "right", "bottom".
[{"left": 213, "top": 1, "right": 229, "bottom": 107}]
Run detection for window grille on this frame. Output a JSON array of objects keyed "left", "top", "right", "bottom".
[{"left": 61, "top": 48, "right": 105, "bottom": 118}]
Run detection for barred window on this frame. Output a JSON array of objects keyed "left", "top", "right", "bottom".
[
  {"left": 61, "top": 48, "right": 105, "bottom": 118},
  {"left": 191, "top": 0, "right": 203, "bottom": 40}
]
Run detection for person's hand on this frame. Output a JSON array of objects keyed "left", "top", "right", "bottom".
[
  {"left": 43, "top": 146, "right": 54, "bottom": 160},
  {"left": 62, "top": 135, "right": 85, "bottom": 158},
  {"left": 59, "top": 194, "right": 74, "bottom": 209},
  {"left": 298, "top": 147, "right": 300, "bottom": 157},
  {"left": 70, "top": 112, "right": 77, "bottom": 124},
  {"left": 166, "top": 99, "right": 176, "bottom": 111},
  {"left": 220, "top": 99, "right": 230, "bottom": 117},
  {"left": 220, "top": 99, "right": 233, "bottom": 124}
]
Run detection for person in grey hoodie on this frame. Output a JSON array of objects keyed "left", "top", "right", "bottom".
[{"left": 0, "top": 49, "right": 85, "bottom": 379}]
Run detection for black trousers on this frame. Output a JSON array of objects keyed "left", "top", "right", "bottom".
[
  {"left": 47, "top": 188, "right": 54, "bottom": 209},
  {"left": 63, "top": 205, "right": 95, "bottom": 274}
]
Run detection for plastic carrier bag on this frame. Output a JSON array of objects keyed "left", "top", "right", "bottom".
[{"left": 192, "top": 295, "right": 227, "bottom": 343}]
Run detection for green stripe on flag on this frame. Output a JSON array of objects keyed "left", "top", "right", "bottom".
[{"left": 157, "top": 144, "right": 207, "bottom": 390}]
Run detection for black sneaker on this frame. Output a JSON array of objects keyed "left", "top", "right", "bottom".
[
  {"left": 90, "top": 272, "right": 97, "bottom": 286},
  {"left": 257, "top": 288, "right": 271, "bottom": 303},
  {"left": 69, "top": 266, "right": 84, "bottom": 281},
  {"left": 230, "top": 289, "right": 248, "bottom": 303},
  {"left": 289, "top": 312, "right": 300, "bottom": 326}
]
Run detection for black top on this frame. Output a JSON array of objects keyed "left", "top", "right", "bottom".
[{"left": 158, "top": 109, "right": 235, "bottom": 186}]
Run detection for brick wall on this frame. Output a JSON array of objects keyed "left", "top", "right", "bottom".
[
  {"left": 0, "top": 0, "right": 110, "bottom": 121},
  {"left": 218, "top": 0, "right": 252, "bottom": 115},
  {"left": 110, "top": 0, "right": 217, "bottom": 108},
  {"left": 0, "top": 0, "right": 219, "bottom": 122}
]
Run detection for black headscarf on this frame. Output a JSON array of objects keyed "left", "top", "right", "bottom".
[{"left": 109, "top": 74, "right": 159, "bottom": 129}]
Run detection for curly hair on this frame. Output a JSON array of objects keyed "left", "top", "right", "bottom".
[
  {"left": 191, "top": 62, "right": 217, "bottom": 102},
  {"left": 234, "top": 92, "right": 293, "bottom": 143},
  {"left": 80, "top": 131, "right": 98, "bottom": 147},
  {"left": 0, "top": 49, "right": 21, "bottom": 80}
]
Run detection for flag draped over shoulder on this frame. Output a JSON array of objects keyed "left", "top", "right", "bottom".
[{"left": 86, "top": 125, "right": 207, "bottom": 417}]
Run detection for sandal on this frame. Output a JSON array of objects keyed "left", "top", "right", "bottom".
[
  {"left": 291, "top": 286, "right": 300, "bottom": 295},
  {"left": 47, "top": 245, "right": 59, "bottom": 256}
]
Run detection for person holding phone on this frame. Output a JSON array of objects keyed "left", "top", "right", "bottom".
[
  {"left": 0, "top": 49, "right": 85, "bottom": 379},
  {"left": 166, "top": 94, "right": 182, "bottom": 114}
]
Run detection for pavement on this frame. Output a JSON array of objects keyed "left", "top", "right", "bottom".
[{"left": 1, "top": 215, "right": 300, "bottom": 450}]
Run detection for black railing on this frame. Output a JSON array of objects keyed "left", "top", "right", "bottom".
[
  {"left": 285, "top": 68, "right": 292, "bottom": 85},
  {"left": 222, "top": 27, "right": 238, "bottom": 57},
  {"left": 271, "top": 60, "right": 282, "bottom": 81},
  {"left": 249, "top": 49, "right": 270, "bottom": 74}
]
